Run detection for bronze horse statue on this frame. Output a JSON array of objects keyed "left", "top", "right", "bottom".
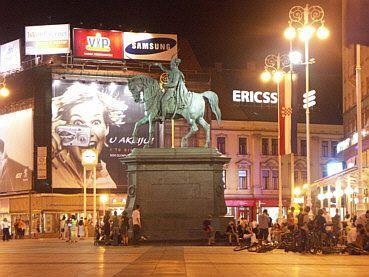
[{"left": 128, "top": 75, "right": 221, "bottom": 147}]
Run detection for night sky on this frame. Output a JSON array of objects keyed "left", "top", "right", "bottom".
[{"left": 0, "top": 0, "right": 342, "bottom": 124}]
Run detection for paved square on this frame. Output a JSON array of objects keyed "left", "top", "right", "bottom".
[{"left": 0, "top": 239, "right": 368, "bottom": 276}]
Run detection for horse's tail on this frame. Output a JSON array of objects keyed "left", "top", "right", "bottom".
[{"left": 202, "top": 91, "right": 221, "bottom": 124}]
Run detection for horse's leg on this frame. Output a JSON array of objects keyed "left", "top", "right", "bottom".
[
  {"left": 181, "top": 117, "right": 198, "bottom": 147},
  {"left": 198, "top": 117, "right": 210, "bottom": 147},
  {"left": 144, "top": 114, "right": 154, "bottom": 148},
  {"left": 132, "top": 115, "right": 149, "bottom": 143}
]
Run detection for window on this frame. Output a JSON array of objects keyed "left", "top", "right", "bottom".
[
  {"left": 239, "top": 137, "right": 247, "bottom": 155},
  {"left": 217, "top": 137, "right": 226, "bottom": 154},
  {"left": 300, "top": 140, "right": 307, "bottom": 156},
  {"left": 238, "top": 170, "right": 248, "bottom": 190},
  {"left": 272, "top": 170, "right": 278, "bottom": 190},
  {"left": 271, "top": 139, "right": 278, "bottom": 156},
  {"left": 262, "top": 138, "right": 269, "bottom": 155},
  {"left": 322, "top": 141, "right": 329, "bottom": 157},
  {"left": 322, "top": 165, "right": 328, "bottom": 178},
  {"left": 294, "top": 171, "right": 299, "bottom": 184},
  {"left": 331, "top": 141, "right": 338, "bottom": 157},
  {"left": 301, "top": 171, "right": 307, "bottom": 184},
  {"left": 262, "top": 170, "right": 269, "bottom": 189}
]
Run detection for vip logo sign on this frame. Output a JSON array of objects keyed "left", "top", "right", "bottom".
[
  {"left": 73, "top": 28, "right": 123, "bottom": 60},
  {"left": 123, "top": 32, "right": 177, "bottom": 61}
]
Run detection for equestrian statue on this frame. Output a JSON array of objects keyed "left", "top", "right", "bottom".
[{"left": 128, "top": 57, "right": 221, "bottom": 148}]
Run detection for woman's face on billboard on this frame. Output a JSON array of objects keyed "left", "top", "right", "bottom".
[{"left": 67, "top": 100, "right": 108, "bottom": 163}]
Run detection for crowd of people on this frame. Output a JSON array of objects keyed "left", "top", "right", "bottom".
[
  {"left": 95, "top": 205, "right": 142, "bottom": 246},
  {"left": 59, "top": 215, "right": 89, "bottom": 243},
  {"left": 204, "top": 207, "right": 369, "bottom": 252},
  {"left": 1, "top": 216, "right": 41, "bottom": 241}
]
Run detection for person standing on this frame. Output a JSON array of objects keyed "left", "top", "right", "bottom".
[
  {"left": 1, "top": 218, "right": 10, "bottom": 241},
  {"left": 287, "top": 207, "right": 296, "bottom": 232},
  {"left": 59, "top": 216, "right": 66, "bottom": 240},
  {"left": 258, "top": 209, "right": 270, "bottom": 245},
  {"left": 83, "top": 218, "right": 89, "bottom": 239},
  {"left": 132, "top": 205, "right": 141, "bottom": 246},
  {"left": 69, "top": 215, "right": 78, "bottom": 243},
  {"left": 78, "top": 218, "right": 84, "bottom": 239},
  {"left": 111, "top": 211, "right": 120, "bottom": 246},
  {"left": 103, "top": 211, "right": 111, "bottom": 245},
  {"left": 120, "top": 211, "right": 129, "bottom": 246},
  {"left": 203, "top": 215, "right": 215, "bottom": 246},
  {"left": 13, "top": 218, "right": 19, "bottom": 239}
]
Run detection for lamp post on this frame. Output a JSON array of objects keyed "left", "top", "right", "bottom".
[
  {"left": 284, "top": 4, "right": 329, "bottom": 210},
  {"left": 261, "top": 53, "right": 290, "bottom": 219}
]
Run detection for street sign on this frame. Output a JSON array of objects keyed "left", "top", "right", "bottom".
[{"left": 303, "top": 90, "right": 316, "bottom": 109}]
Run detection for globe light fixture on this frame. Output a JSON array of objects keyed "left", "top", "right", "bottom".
[
  {"left": 333, "top": 189, "right": 344, "bottom": 198},
  {"left": 326, "top": 191, "right": 333, "bottom": 199},
  {"left": 302, "top": 183, "right": 309, "bottom": 190},
  {"left": 317, "top": 193, "right": 325, "bottom": 201},
  {"left": 284, "top": 26, "right": 296, "bottom": 40},
  {"left": 289, "top": 51, "right": 302, "bottom": 65},
  {"left": 298, "top": 25, "right": 316, "bottom": 42},
  {"left": 294, "top": 187, "right": 302, "bottom": 196},
  {"left": 317, "top": 25, "right": 329, "bottom": 40},
  {"left": 260, "top": 70, "right": 272, "bottom": 82},
  {"left": 272, "top": 71, "right": 284, "bottom": 83},
  {"left": 0, "top": 86, "right": 10, "bottom": 97},
  {"left": 344, "top": 186, "right": 353, "bottom": 195},
  {"left": 100, "top": 194, "right": 108, "bottom": 204}
]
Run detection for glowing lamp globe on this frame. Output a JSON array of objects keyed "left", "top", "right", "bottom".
[
  {"left": 272, "top": 71, "right": 284, "bottom": 83},
  {"left": 326, "top": 191, "right": 333, "bottom": 199},
  {"left": 0, "top": 87, "right": 10, "bottom": 97},
  {"left": 344, "top": 186, "right": 353, "bottom": 195},
  {"left": 317, "top": 25, "right": 329, "bottom": 40},
  {"left": 317, "top": 193, "right": 325, "bottom": 201},
  {"left": 284, "top": 26, "right": 296, "bottom": 40},
  {"left": 261, "top": 71, "right": 272, "bottom": 82},
  {"left": 289, "top": 51, "right": 302, "bottom": 64},
  {"left": 294, "top": 187, "right": 302, "bottom": 196},
  {"left": 100, "top": 194, "right": 108, "bottom": 204},
  {"left": 298, "top": 25, "right": 316, "bottom": 42}
]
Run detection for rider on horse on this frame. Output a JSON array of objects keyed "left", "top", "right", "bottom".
[{"left": 153, "top": 57, "right": 189, "bottom": 122}]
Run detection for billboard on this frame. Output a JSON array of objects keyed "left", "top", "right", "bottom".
[
  {"left": 0, "top": 109, "right": 33, "bottom": 193},
  {"left": 0, "top": 39, "right": 21, "bottom": 73},
  {"left": 25, "top": 24, "right": 70, "bottom": 55},
  {"left": 51, "top": 78, "right": 153, "bottom": 190},
  {"left": 73, "top": 29, "right": 123, "bottom": 60},
  {"left": 123, "top": 32, "right": 177, "bottom": 61}
]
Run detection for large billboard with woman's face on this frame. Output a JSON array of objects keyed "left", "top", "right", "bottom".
[
  {"left": 0, "top": 109, "right": 33, "bottom": 193},
  {"left": 51, "top": 77, "right": 154, "bottom": 191}
]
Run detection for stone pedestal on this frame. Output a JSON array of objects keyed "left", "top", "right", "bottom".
[{"left": 121, "top": 148, "right": 230, "bottom": 241}]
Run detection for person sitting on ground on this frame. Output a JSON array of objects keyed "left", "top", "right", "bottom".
[
  {"left": 347, "top": 224, "right": 369, "bottom": 251},
  {"left": 226, "top": 220, "right": 240, "bottom": 246}
]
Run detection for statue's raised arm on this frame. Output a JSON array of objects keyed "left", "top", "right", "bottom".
[{"left": 153, "top": 62, "right": 168, "bottom": 73}]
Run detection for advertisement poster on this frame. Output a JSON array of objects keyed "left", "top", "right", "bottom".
[
  {"left": 73, "top": 28, "right": 123, "bottom": 60},
  {"left": 51, "top": 77, "right": 153, "bottom": 190},
  {"left": 25, "top": 24, "right": 70, "bottom": 55},
  {"left": 123, "top": 32, "right": 177, "bottom": 61},
  {"left": 0, "top": 39, "right": 21, "bottom": 73},
  {"left": 0, "top": 109, "right": 33, "bottom": 193}
]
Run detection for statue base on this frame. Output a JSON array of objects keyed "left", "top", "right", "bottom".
[{"left": 121, "top": 148, "right": 230, "bottom": 241}]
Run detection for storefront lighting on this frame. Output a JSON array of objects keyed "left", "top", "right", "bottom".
[
  {"left": 109, "top": 82, "right": 117, "bottom": 91},
  {"left": 294, "top": 187, "right": 302, "bottom": 196},
  {"left": 100, "top": 194, "right": 108, "bottom": 204}
]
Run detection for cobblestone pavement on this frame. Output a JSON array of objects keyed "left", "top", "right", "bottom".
[{"left": 0, "top": 239, "right": 368, "bottom": 276}]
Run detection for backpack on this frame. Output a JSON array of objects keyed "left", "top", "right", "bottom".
[{"left": 297, "top": 213, "right": 304, "bottom": 227}]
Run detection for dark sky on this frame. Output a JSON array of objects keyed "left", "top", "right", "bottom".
[{"left": 0, "top": 0, "right": 342, "bottom": 124}]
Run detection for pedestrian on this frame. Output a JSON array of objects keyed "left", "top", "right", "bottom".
[
  {"left": 78, "top": 218, "right": 85, "bottom": 239},
  {"left": 65, "top": 217, "right": 71, "bottom": 242},
  {"left": 287, "top": 207, "right": 296, "bottom": 232},
  {"left": 103, "top": 211, "right": 111, "bottom": 245},
  {"left": 257, "top": 209, "right": 269, "bottom": 245},
  {"left": 1, "top": 218, "right": 10, "bottom": 241},
  {"left": 120, "top": 211, "right": 129, "bottom": 246},
  {"left": 69, "top": 215, "right": 78, "bottom": 243},
  {"left": 332, "top": 209, "right": 342, "bottom": 244},
  {"left": 132, "top": 205, "right": 141, "bottom": 246},
  {"left": 111, "top": 211, "right": 120, "bottom": 246},
  {"left": 225, "top": 220, "right": 240, "bottom": 246},
  {"left": 83, "top": 218, "right": 89, "bottom": 239},
  {"left": 14, "top": 218, "right": 19, "bottom": 239},
  {"left": 59, "top": 216, "right": 66, "bottom": 240},
  {"left": 19, "top": 218, "right": 26, "bottom": 238},
  {"left": 203, "top": 214, "right": 215, "bottom": 246},
  {"left": 32, "top": 217, "right": 40, "bottom": 239}
]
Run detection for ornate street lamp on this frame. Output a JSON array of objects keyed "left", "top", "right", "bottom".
[
  {"left": 284, "top": 5, "right": 329, "bottom": 210},
  {"left": 261, "top": 53, "right": 290, "bottom": 219}
]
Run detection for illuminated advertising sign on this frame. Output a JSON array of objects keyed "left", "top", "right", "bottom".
[
  {"left": 123, "top": 32, "right": 177, "bottom": 61},
  {"left": 52, "top": 78, "right": 155, "bottom": 190},
  {"left": 0, "top": 39, "right": 21, "bottom": 73},
  {"left": 232, "top": 90, "right": 278, "bottom": 104},
  {"left": 25, "top": 24, "right": 70, "bottom": 55},
  {"left": 73, "top": 28, "right": 123, "bottom": 60},
  {"left": 0, "top": 109, "right": 33, "bottom": 193}
]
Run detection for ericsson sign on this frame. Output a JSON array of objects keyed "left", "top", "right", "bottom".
[{"left": 233, "top": 90, "right": 278, "bottom": 104}]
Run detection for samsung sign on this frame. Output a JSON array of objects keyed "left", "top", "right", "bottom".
[
  {"left": 123, "top": 32, "right": 177, "bottom": 61},
  {"left": 233, "top": 90, "right": 278, "bottom": 104}
]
